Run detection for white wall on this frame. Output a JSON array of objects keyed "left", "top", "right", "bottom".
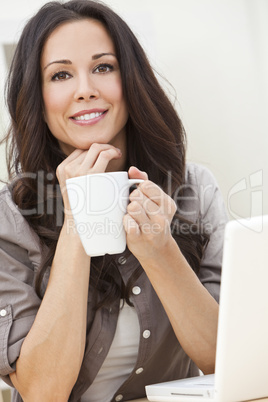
[{"left": 0, "top": 0, "right": 267, "bottom": 220}]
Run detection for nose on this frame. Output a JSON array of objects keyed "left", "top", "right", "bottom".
[{"left": 74, "top": 74, "right": 99, "bottom": 101}]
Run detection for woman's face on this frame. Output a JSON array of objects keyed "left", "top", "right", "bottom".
[{"left": 41, "top": 19, "right": 129, "bottom": 156}]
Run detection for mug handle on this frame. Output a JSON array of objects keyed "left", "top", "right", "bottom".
[{"left": 128, "top": 179, "right": 144, "bottom": 187}]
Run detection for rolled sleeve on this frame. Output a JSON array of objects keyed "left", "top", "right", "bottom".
[
  {"left": 0, "top": 304, "right": 12, "bottom": 375},
  {"left": 0, "top": 187, "right": 42, "bottom": 385},
  {"left": 0, "top": 246, "right": 41, "bottom": 377}
]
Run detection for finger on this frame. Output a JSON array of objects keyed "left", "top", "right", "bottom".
[
  {"left": 56, "top": 149, "right": 84, "bottom": 175},
  {"left": 129, "top": 188, "right": 160, "bottom": 217},
  {"left": 62, "top": 144, "right": 122, "bottom": 178},
  {"left": 82, "top": 143, "right": 122, "bottom": 173},
  {"left": 126, "top": 200, "right": 167, "bottom": 238},
  {"left": 59, "top": 144, "right": 119, "bottom": 171},
  {"left": 127, "top": 199, "right": 150, "bottom": 226},
  {"left": 138, "top": 181, "right": 165, "bottom": 206},
  {"left": 91, "top": 147, "right": 122, "bottom": 173},
  {"left": 139, "top": 181, "right": 177, "bottom": 217},
  {"left": 123, "top": 214, "right": 141, "bottom": 237},
  {"left": 58, "top": 151, "right": 90, "bottom": 179},
  {"left": 128, "top": 166, "right": 148, "bottom": 181},
  {"left": 62, "top": 148, "right": 84, "bottom": 164}
]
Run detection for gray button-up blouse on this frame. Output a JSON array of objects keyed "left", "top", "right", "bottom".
[{"left": 0, "top": 163, "right": 228, "bottom": 401}]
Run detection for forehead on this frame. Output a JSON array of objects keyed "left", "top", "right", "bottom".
[{"left": 41, "top": 19, "right": 115, "bottom": 64}]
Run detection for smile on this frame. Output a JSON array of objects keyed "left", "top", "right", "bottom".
[
  {"left": 72, "top": 111, "right": 105, "bottom": 121},
  {"left": 70, "top": 109, "right": 108, "bottom": 126}
]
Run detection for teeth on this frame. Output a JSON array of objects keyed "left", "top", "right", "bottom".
[{"left": 73, "top": 112, "right": 104, "bottom": 121}]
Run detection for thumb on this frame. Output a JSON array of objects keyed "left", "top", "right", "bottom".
[{"left": 128, "top": 166, "right": 148, "bottom": 180}]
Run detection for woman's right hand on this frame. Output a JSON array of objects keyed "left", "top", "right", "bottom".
[
  {"left": 9, "top": 144, "right": 122, "bottom": 402},
  {"left": 56, "top": 143, "right": 122, "bottom": 213}
]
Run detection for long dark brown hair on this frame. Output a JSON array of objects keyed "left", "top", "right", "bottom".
[{"left": 3, "top": 0, "right": 208, "bottom": 307}]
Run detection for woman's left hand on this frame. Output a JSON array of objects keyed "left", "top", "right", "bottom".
[
  {"left": 124, "top": 166, "right": 177, "bottom": 262},
  {"left": 125, "top": 167, "right": 219, "bottom": 376}
]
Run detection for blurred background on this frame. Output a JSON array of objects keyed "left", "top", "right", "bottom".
[{"left": 0, "top": 0, "right": 267, "bottom": 220}]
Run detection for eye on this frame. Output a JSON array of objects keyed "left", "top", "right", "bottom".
[
  {"left": 51, "top": 71, "right": 71, "bottom": 81},
  {"left": 94, "top": 63, "right": 114, "bottom": 74}
]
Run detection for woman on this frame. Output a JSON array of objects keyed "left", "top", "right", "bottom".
[{"left": 0, "top": 1, "right": 228, "bottom": 401}]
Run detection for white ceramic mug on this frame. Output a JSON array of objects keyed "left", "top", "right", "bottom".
[{"left": 66, "top": 172, "right": 144, "bottom": 256}]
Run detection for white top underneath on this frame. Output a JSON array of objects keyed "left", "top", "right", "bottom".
[{"left": 81, "top": 300, "right": 140, "bottom": 402}]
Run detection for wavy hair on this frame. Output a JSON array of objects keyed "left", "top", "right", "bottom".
[{"left": 4, "top": 0, "right": 208, "bottom": 306}]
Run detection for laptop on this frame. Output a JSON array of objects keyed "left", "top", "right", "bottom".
[{"left": 146, "top": 215, "right": 268, "bottom": 402}]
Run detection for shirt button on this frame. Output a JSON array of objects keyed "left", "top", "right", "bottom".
[
  {"left": 0, "top": 309, "right": 7, "bottom": 317},
  {"left": 143, "top": 330, "right": 151, "bottom": 339},
  {"left": 132, "top": 286, "right": 141, "bottom": 295},
  {"left": 118, "top": 256, "right": 127, "bottom": 265},
  {"left": 115, "top": 395, "right": 123, "bottom": 401},
  {"left": 97, "top": 347, "right": 103, "bottom": 355},
  {"left": 135, "top": 367, "right": 144, "bottom": 374}
]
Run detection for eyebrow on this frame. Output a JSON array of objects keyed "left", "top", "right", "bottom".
[
  {"left": 92, "top": 52, "right": 116, "bottom": 60},
  {"left": 43, "top": 52, "right": 116, "bottom": 70}
]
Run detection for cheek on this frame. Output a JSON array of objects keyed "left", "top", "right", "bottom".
[
  {"left": 116, "top": 87, "right": 128, "bottom": 122},
  {"left": 42, "top": 87, "right": 69, "bottom": 120},
  {"left": 104, "top": 76, "right": 125, "bottom": 106}
]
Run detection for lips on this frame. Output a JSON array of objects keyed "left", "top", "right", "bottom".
[{"left": 70, "top": 109, "right": 108, "bottom": 124}]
